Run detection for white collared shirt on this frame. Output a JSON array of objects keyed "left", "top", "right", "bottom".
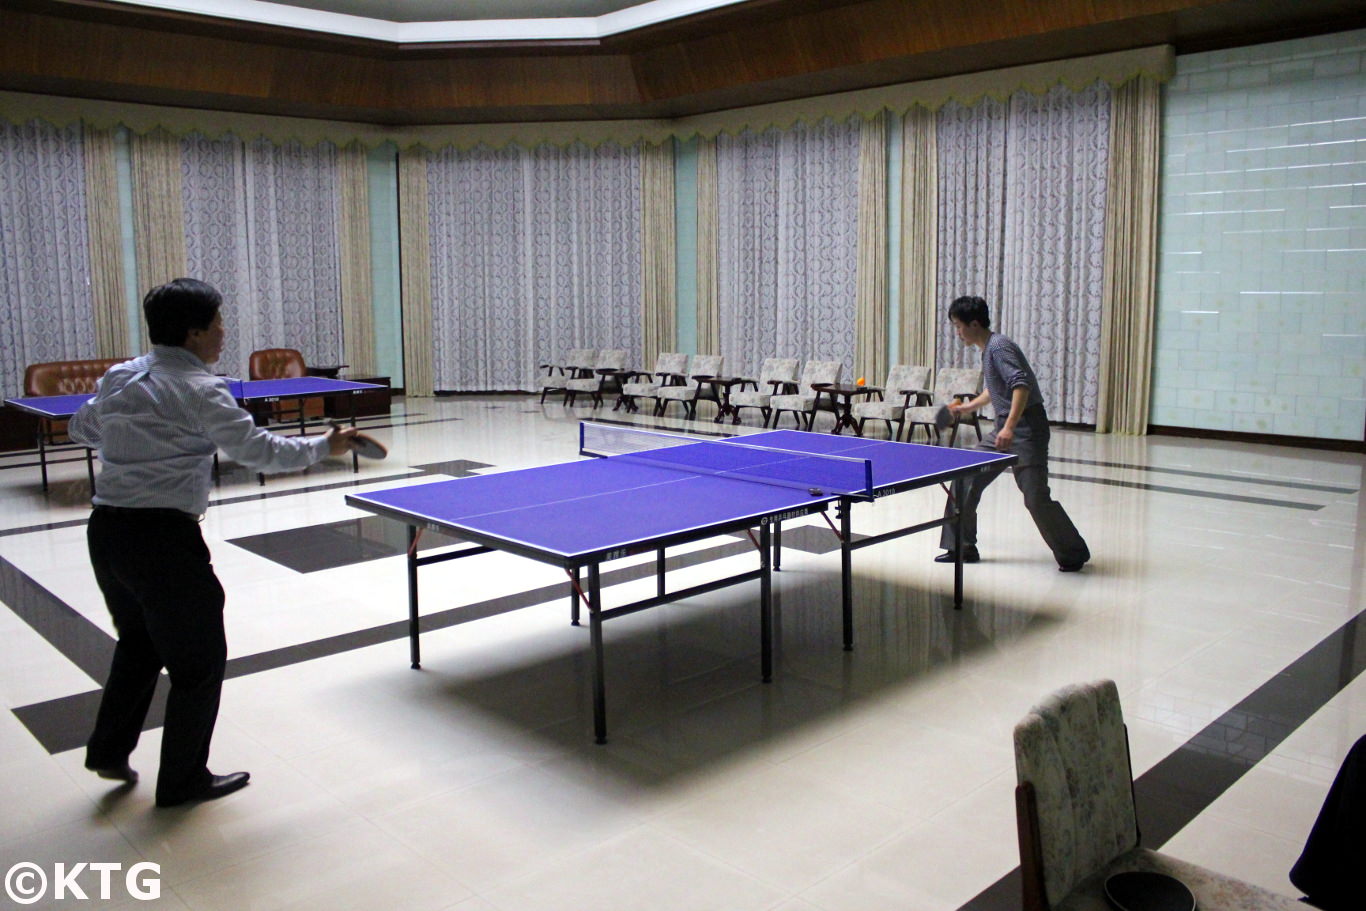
[{"left": 69, "top": 346, "right": 330, "bottom": 515}]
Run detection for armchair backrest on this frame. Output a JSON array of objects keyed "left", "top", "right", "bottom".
[
  {"left": 885, "top": 364, "right": 931, "bottom": 397},
  {"left": 25, "top": 358, "right": 125, "bottom": 396},
  {"left": 757, "top": 358, "right": 800, "bottom": 387},
  {"left": 595, "top": 349, "right": 627, "bottom": 370},
  {"left": 932, "top": 367, "right": 981, "bottom": 404},
  {"left": 688, "top": 354, "right": 723, "bottom": 381},
  {"left": 799, "top": 359, "right": 843, "bottom": 388},
  {"left": 565, "top": 348, "right": 596, "bottom": 368},
  {"left": 249, "top": 348, "right": 306, "bottom": 380},
  {"left": 654, "top": 352, "right": 688, "bottom": 375},
  {"left": 1014, "top": 679, "right": 1139, "bottom": 908}
]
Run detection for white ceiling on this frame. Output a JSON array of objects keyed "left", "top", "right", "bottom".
[{"left": 108, "top": 0, "right": 750, "bottom": 41}]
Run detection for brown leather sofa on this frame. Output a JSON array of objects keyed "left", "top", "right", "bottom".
[{"left": 25, "top": 358, "right": 125, "bottom": 397}]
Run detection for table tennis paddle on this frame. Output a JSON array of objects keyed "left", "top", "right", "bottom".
[
  {"left": 330, "top": 422, "right": 388, "bottom": 460},
  {"left": 934, "top": 404, "right": 955, "bottom": 431},
  {"left": 1103, "top": 871, "right": 1195, "bottom": 911}
]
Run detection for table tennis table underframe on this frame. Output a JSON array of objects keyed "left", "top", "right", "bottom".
[{"left": 350, "top": 455, "right": 1008, "bottom": 744}]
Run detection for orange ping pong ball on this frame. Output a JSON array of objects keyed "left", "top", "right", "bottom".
[{"left": 856, "top": 377, "right": 865, "bottom": 386}]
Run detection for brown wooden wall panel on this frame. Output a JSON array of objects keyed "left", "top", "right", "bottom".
[{"left": 2, "top": 0, "right": 1364, "bottom": 123}]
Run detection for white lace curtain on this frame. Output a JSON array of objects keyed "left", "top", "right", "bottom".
[
  {"left": 0, "top": 120, "right": 96, "bottom": 398},
  {"left": 179, "top": 135, "right": 345, "bottom": 379},
  {"left": 714, "top": 119, "right": 862, "bottom": 379},
  {"left": 424, "top": 141, "right": 643, "bottom": 391},
  {"left": 935, "top": 84, "right": 1111, "bottom": 424}
]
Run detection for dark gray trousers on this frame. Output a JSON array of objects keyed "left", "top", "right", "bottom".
[{"left": 939, "top": 405, "right": 1089, "bottom": 567}]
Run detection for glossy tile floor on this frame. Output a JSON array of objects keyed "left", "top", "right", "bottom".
[{"left": 0, "top": 395, "right": 1361, "bottom": 910}]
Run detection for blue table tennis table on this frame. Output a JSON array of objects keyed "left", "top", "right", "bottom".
[
  {"left": 345, "top": 423, "right": 1014, "bottom": 743},
  {"left": 4, "top": 376, "right": 383, "bottom": 491}
]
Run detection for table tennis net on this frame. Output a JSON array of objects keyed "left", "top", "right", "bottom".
[{"left": 580, "top": 423, "right": 873, "bottom": 498}]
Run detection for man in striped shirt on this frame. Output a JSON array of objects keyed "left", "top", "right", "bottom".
[
  {"left": 70, "top": 278, "right": 358, "bottom": 808},
  {"left": 935, "top": 295, "right": 1090, "bottom": 572}
]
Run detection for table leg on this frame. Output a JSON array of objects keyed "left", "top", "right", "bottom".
[
  {"left": 760, "top": 522, "right": 773, "bottom": 682},
  {"left": 953, "top": 504, "right": 964, "bottom": 609},
  {"left": 841, "top": 501, "right": 853, "bottom": 651},
  {"left": 589, "top": 563, "right": 608, "bottom": 744},
  {"left": 349, "top": 393, "right": 359, "bottom": 474},
  {"left": 570, "top": 565, "right": 581, "bottom": 626},
  {"left": 657, "top": 547, "right": 666, "bottom": 598},
  {"left": 407, "top": 526, "right": 422, "bottom": 669},
  {"left": 37, "top": 425, "right": 49, "bottom": 492}
]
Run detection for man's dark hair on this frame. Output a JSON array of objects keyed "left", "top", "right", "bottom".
[
  {"left": 143, "top": 278, "right": 222, "bottom": 346},
  {"left": 948, "top": 295, "right": 991, "bottom": 329}
]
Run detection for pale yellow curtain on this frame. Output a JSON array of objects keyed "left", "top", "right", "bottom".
[
  {"left": 1097, "top": 77, "right": 1161, "bottom": 434},
  {"left": 695, "top": 136, "right": 720, "bottom": 354},
  {"left": 640, "top": 140, "right": 677, "bottom": 359},
  {"left": 337, "top": 142, "right": 377, "bottom": 376},
  {"left": 82, "top": 125, "right": 129, "bottom": 359},
  {"left": 899, "top": 106, "right": 938, "bottom": 373},
  {"left": 397, "top": 148, "right": 433, "bottom": 396},
  {"left": 129, "top": 129, "right": 187, "bottom": 352},
  {"left": 855, "top": 112, "right": 887, "bottom": 384}
]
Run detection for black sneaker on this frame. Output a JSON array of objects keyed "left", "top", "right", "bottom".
[{"left": 934, "top": 546, "right": 979, "bottom": 564}]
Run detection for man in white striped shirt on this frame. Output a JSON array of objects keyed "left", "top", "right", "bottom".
[{"left": 70, "top": 278, "right": 357, "bottom": 808}]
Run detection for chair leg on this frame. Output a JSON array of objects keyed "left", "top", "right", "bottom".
[{"left": 856, "top": 417, "right": 866, "bottom": 436}]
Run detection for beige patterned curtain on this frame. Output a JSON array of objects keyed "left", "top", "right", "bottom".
[
  {"left": 640, "top": 140, "right": 676, "bottom": 359},
  {"left": 397, "top": 148, "right": 433, "bottom": 396},
  {"left": 693, "top": 135, "right": 726, "bottom": 355},
  {"left": 899, "top": 106, "right": 938, "bottom": 372},
  {"left": 82, "top": 126, "right": 129, "bottom": 359},
  {"left": 129, "top": 129, "right": 187, "bottom": 352},
  {"left": 855, "top": 113, "right": 887, "bottom": 384},
  {"left": 694, "top": 136, "right": 720, "bottom": 355},
  {"left": 1097, "top": 77, "right": 1161, "bottom": 434},
  {"left": 337, "top": 142, "right": 377, "bottom": 376}
]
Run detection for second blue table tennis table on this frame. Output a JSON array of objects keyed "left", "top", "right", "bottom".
[
  {"left": 346, "top": 423, "right": 1014, "bottom": 743},
  {"left": 4, "top": 376, "right": 383, "bottom": 490}
]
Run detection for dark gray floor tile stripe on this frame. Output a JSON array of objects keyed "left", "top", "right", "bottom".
[
  {"left": 1051, "top": 456, "right": 1357, "bottom": 494},
  {"left": 0, "top": 555, "right": 112, "bottom": 683},
  {"left": 1051, "top": 473, "right": 1325, "bottom": 510},
  {"left": 958, "top": 606, "right": 1366, "bottom": 911}
]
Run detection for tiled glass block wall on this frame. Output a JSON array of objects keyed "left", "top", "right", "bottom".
[{"left": 1153, "top": 30, "right": 1366, "bottom": 441}]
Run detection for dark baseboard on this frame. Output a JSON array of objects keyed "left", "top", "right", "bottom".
[
  {"left": 433, "top": 389, "right": 533, "bottom": 397},
  {"left": 1150, "top": 424, "right": 1365, "bottom": 453}
]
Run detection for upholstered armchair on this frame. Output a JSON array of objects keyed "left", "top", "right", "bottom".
[
  {"left": 904, "top": 366, "right": 982, "bottom": 444},
  {"left": 1015, "top": 680, "right": 1305, "bottom": 911},
  {"left": 769, "top": 359, "right": 842, "bottom": 429},
  {"left": 564, "top": 349, "right": 627, "bottom": 407},
  {"left": 728, "top": 358, "right": 800, "bottom": 425},
  {"left": 617, "top": 352, "right": 687, "bottom": 413},
  {"left": 653, "top": 354, "right": 724, "bottom": 418},
  {"left": 850, "top": 364, "right": 931, "bottom": 439},
  {"left": 539, "top": 348, "right": 596, "bottom": 404}
]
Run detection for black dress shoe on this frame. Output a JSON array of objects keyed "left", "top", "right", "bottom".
[
  {"left": 156, "top": 771, "right": 250, "bottom": 808},
  {"left": 86, "top": 762, "right": 138, "bottom": 783},
  {"left": 934, "top": 546, "right": 980, "bottom": 564}
]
